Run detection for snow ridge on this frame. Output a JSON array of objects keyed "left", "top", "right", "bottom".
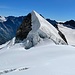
[{"left": 23, "top": 11, "right": 67, "bottom": 49}]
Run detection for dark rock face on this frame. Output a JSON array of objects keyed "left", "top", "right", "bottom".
[
  {"left": 16, "top": 13, "right": 32, "bottom": 42},
  {"left": 55, "top": 24, "right": 68, "bottom": 44},
  {"left": 46, "top": 20, "right": 68, "bottom": 44},
  {"left": 44, "top": 19, "right": 68, "bottom": 44},
  {"left": 53, "top": 24, "right": 59, "bottom": 30},
  {"left": 58, "top": 30, "right": 68, "bottom": 44}
]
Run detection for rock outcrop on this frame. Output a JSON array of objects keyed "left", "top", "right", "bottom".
[{"left": 16, "top": 13, "right": 32, "bottom": 42}]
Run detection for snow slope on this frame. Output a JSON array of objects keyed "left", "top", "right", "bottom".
[
  {"left": 58, "top": 24, "right": 75, "bottom": 46},
  {"left": 0, "top": 43, "right": 75, "bottom": 75}
]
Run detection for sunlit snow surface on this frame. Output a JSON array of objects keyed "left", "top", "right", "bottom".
[
  {"left": 0, "top": 43, "right": 75, "bottom": 75},
  {"left": 58, "top": 24, "right": 75, "bottom": 45}
]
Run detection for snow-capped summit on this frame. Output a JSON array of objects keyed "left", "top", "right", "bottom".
[
  {"left": 0, "top": 16, "right": 6, "bottom": 22},
  {"left": 16, "top": 10, "right": 67, "bottom": 49}
]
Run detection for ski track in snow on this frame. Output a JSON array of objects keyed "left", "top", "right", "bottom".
[{"left": 0, "top": 67, "right": 29, "bottom": 75}]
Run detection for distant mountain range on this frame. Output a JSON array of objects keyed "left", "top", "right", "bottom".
[{"left": 0, "top": 16, "right": 25, "bottom": 44}]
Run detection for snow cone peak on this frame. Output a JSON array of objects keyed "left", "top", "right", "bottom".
[{"left": 15, "top": 11, "right": 67, "bottom": 49}]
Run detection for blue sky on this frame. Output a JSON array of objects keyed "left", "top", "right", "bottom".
[{"left": 0, "top": 0, "right": 75, "bottom": 21}]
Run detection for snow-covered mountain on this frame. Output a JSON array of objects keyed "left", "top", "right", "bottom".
[
  {"left": 0, "top": 16, "right": 25, "bottom": 45},
  {"left": 0, "top": 11, "right": 75, "bottom": 75},
  {"left": 15, "top": 11, "right": 67, "bottom": 49}
]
